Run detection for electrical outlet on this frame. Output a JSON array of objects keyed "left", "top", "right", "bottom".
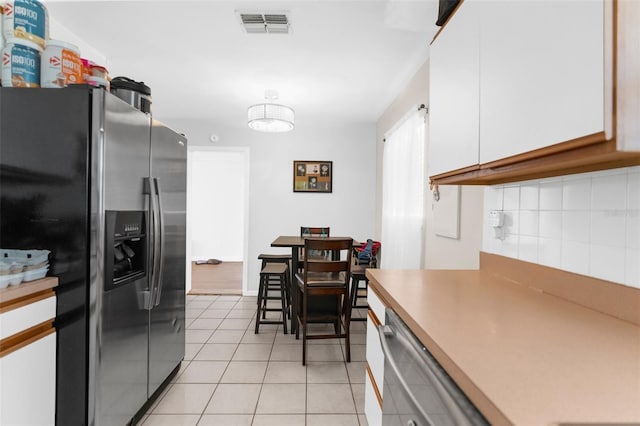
[{"left": 488, "top": 210, "right": 504, "bottom": 227}]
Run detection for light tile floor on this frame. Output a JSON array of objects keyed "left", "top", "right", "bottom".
[{"left": 139, "top": 294, "right": 369, "bottom": 426}]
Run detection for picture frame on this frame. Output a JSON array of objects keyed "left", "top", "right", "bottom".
[{"left": 293, "top": 160, "right": 332, "bottom": 193}]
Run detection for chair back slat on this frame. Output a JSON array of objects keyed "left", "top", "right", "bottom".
[
  {"left": 305, "top": 260, "right": 350, "bottom": 273},
  {"left": 302, "top": 237, "right": 352, "bottom": 286},
  {"left": 298, "top": 227, "right": 331, "bottom": 264},
  {"left": 300, "top": 226, "right": 330, "bottom": 237},
  {"left": 305, "top": 237, "right": 351, "bottom": 251}
]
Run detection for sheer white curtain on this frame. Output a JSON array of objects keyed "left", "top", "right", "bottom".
[{"left": 381, "top": 109, "right": 425, "bottom": 269}]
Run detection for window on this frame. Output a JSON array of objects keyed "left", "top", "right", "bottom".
[{"left": 381, "top": 108, "right": 425, "bottom": 269}]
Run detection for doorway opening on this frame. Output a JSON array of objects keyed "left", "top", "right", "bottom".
[
  {"left": 190, "top": 260, "right": 243, "bottom": 295},
  {"left": 186, "top": 147, "right": 250, "bottom": 295}
]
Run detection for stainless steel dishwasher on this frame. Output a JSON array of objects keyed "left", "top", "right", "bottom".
[{"left": 378, "top": 308, "right": 489, "bottom": 426}]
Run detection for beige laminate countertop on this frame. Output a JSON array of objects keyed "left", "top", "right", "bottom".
[{"left": 366, "top": 268, "right": 640, "bottom": 426}]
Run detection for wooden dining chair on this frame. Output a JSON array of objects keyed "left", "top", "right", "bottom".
[
  {"left": 298, "top": 226, "right": 331, "bottom": 270},
  {"left": 295, "top": 237, "right": 353, "bottom": 365}
]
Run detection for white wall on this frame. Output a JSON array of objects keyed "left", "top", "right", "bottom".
[
  {"left": 483, "top": 166, "right": 640, "bottom": 288},
  {"left": 49, "top": 17, "right": 106, "bottom": 66},
  {"left": 170, "top": 118, "right": 377, "bottom": 294},
  {"left": 376, "top": 60, "right": 484, "bottom": 270},
  {"left": 425, "top": 185, "right": 484, "bottom": 269}
]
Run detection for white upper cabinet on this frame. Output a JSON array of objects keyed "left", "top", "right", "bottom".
[
  {"left": 429, "top": 1, "right": 480, "bottom": 176},
  {"left": 479, "top": 0, "right": 606, "bottom": 164},
  {"left": 427, "top": 0, "right": 640, "bottom": 184},
  {"left": 617, "top": 0, "right": 640, "bottom": 152}
]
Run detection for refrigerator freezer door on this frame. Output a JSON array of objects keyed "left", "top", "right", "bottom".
[
  {"left": 90, "top": 93, "right": 152, "bottom": 426},
  {"left": 102, "top": 94, "right": 152, "bottom": 212},
  {"left": 148, "top": 121, "right": 187, "bottom": 397}
]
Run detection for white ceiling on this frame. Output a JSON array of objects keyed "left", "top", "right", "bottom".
[{"left": 43, "top": 0, "right": 438, "bottom": 128}]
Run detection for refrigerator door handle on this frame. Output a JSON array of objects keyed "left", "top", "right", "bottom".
[
  {"left": 146, "top": 176, "right": 161, "bottom": 310},
  {"left": 153, "top": 177, "right": 166, "bottom": 307}
]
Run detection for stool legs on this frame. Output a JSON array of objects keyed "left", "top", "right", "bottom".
[
  {"left": 260, "top": 271, "right": 291, "bottom": 320},
  {"left": 255, "top": 267, "right": 288, "bottom": 334},
  {"left": 255, "top": 274, "right": 266, "bottom": 334},
  {"left": 259, "top": 258, "right": 291, "bottom": 320},
  {"left": 350, "top": 275, "right": 368, "bottom": 322}
]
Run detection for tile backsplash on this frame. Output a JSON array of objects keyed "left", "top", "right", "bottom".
[{"left": 483, "top": 166, "right": 640, "bottom": 288}]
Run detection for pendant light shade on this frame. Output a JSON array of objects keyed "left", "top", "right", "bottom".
[{"left": 247, "top": 103, "right": 295, "bottom": 132}]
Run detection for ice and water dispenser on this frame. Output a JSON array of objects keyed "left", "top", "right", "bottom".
[{"left": 105, "top": 211, "right": 147, "bottom": 291}]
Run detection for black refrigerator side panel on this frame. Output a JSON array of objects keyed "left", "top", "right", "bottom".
[{"left": 0, "top": 88, "right": 92, "bottom": 426}]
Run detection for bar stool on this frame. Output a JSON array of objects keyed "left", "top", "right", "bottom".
[
  {"left": 258, "top": 253, "right": 292, "bottom": 268},
  {"left": 350, "top": 265, "right": 369, "bottom": 322},
  {"left": 257, "top": 253, "right": 292, "bottom": 319},
  {"left": 255, "top": 263, "right": 289, "bottom": 334}
]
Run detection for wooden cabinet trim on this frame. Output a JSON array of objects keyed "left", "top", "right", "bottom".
[
  {"left": 0, "top": 289, "right": 55, "bottom": 314},
  {"left": 0, "top": 319, "right": 55, "bottom": 358},
  {"left": 367, "top": 308, "right": 381, "bottom": 328},
  {"left": 0, "top": 277, "right": 58, "bottom": 307},
  {"left": 480, "top": 132, "right": 608, "bottom": 169},
  {"left": 366, "top": 363, "right": 383, "bottom": 408},
  {"left": 430, "top": 140, "right": 640, "bottom": 185},
  {"left": 429, "top": 164, "right": 481, "bottom": 183},
  {"left": 605, "top": 0, "right": 615, "bottom": 140},
  {"left": 431, "top": 0, "right": 466, "bottom": 44}
]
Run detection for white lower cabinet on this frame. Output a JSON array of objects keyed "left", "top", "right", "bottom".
[
  {"left": 365, "top": 288, "right": 386, "bottom": 426},
  {"left": 0, "top": 287, "right": 57, "bottom": 426},
  {"left": 365, "top": 372, "right": 382, "bottom": 426},
  {"left": 0, "top": 296, "right": 56, "bottom": 339},
  {"left": 0, "top": 332, "right": 56, "bottom": 425},
  {"left": 366, "top": 314, "right": 384, "bottom": 397}
]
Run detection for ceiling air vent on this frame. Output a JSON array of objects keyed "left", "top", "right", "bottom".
[{"left": 237, "top": 11, "right": 290, "bottom": 34}]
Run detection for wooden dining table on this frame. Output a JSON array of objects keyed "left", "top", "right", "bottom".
[{"left": 271, "top": 235, "right": 359, "bottom": 334}]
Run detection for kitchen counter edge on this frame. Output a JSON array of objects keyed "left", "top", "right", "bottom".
[{"left": 365, "top": 266, "right": 640, "bottom": 425}]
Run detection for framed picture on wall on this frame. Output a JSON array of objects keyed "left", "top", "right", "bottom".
[{"left": 293, "top": 160, "right": 332, "bottom": 193}]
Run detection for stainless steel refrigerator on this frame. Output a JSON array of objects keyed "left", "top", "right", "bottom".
[{"left": 0, "top": 87, "right": 187, "bottom": 425}]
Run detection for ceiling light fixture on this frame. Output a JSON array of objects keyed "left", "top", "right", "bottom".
[{"left": 247, "top": 90, "right": 295, "bottom": 133}]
